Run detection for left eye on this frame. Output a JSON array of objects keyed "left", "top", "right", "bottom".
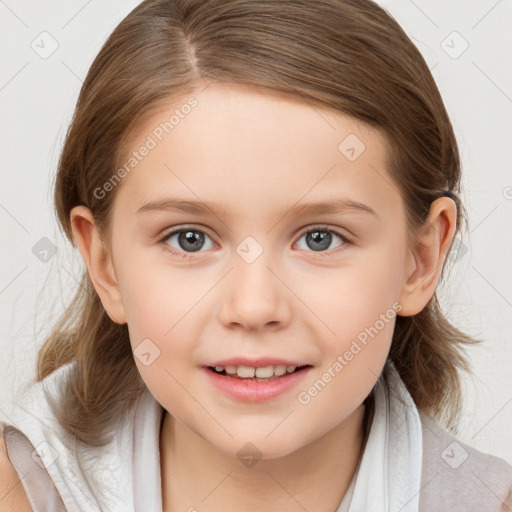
[
  {"left": 161, "top": 229, "right": 215, "bottom": 253},
  {"left": 295, "top": 228, "right": 349, "bottom": 252}
]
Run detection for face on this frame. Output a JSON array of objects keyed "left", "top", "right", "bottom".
[{"left": 102, "top": 83, "right": 412, "bottom": 459}]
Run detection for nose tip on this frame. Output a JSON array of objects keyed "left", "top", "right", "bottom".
[{"left": 217, "top": 253, "right": 291, "bottom": 330}]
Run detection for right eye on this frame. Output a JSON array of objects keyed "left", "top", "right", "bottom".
[{"left": 158, "top": 227, "right": 216, "bottom": 257}]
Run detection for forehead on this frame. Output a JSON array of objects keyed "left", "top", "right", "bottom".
[{"left": 113, "top": 83, "right": 401, "bottom": 222}]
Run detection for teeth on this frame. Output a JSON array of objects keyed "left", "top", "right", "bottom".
[
  {"left": 274, "top": 365, "right": 287, "bottom": 376},
  {"left": 255, "top": 366, "right": 273, "bottom": 378},
  {"left": 212, "top": 364, "right": 303, "bottom": 378},
  {"left": 237, "top": 365, "right": 255, "bottom": 378}
]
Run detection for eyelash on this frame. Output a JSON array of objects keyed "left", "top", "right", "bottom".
[{"left": 157, "top": 225, "right": 353, "bottom": 260}]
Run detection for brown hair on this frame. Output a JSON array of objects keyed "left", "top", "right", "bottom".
[{"left": 37, "top": 0, "right": 479, "bottom": 446}]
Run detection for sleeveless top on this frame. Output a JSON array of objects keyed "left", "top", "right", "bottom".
[{"left": 1, "top": 360, "right": 512, "bottom": 511}]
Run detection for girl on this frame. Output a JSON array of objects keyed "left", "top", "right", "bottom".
[{"left": 1, "top": 0, "right": 511, "bottom": 510}]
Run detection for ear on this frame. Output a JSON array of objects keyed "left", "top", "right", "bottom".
[
  {"left": 397, "top": 197, "right": 458, "bottom": 316},
  {"left": 69, "top": 206, "right": 127, "bottom": 324}
]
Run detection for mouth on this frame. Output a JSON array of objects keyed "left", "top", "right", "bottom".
[{"left": 206, "top": 364, "right": 312, "bottom": 382}]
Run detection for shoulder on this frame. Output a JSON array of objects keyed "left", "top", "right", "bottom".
[
  {"left": 0, "top": 428, "right": 32, "bottom": 511},
  {"left": 419, "top": 412, "right": 512, "bottom": 511},
  {"left": 0, "top": 365, "right": 74, "bottom": 512}
]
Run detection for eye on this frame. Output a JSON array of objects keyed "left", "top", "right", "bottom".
[
  {"left": 294, "top": 226, "right": 352, "bottom": 254},
  {"left": 157, "top": 225, "right": 352, "bottom": 259},
  {"left": 158, "top": 227, "right": 215, "bottom": 257}
]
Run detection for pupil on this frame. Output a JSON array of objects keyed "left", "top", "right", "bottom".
[
  {"left": 177, "top": 230, "right": 332, "bottom": 253},
  {"left": 179, "top": 230, "right": 204, "bottom": 252},
  {"left": 307, "top": 230, "right": 331, "bottom": 251}
]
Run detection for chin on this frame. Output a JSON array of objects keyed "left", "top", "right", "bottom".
[{"left": 213, "top": 435, "right": 304, "bottom": 463}]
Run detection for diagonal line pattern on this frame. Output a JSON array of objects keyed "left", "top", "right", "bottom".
[
  {"left": 471, "top": 396, "right": 512, "bottom": 439},
  {"left": 163, "top": 368, "right": 233, "bottom": 438},
  {"left": 472, "top": 61, "right": 512, "bottom": 105},
  {"left": 62, "top": 267, "right": 95, "bottom": 299},
  {"left": 471, "top": 0, "right": 503, "bottom": 30},
  {"left": 470, "top": 205, "right": 499, "bottom": 233},
  {"left": 406, "top": 0, "right": 439, "bottom": 29},
  {"left": 0, "top": 266, "right": 28, "bottom": 295},
  {"left": 0, "top": 203, "right": 29, "bottom": 233},
  {"left": 471, "top": 265, "right": 512, "bottom": 309},
  {"left": 0, "top": 408, "right": 22, "bottom": 431},
  {"left": 200, "top": 470, "right": 233, "bottom": 502},
  {"left": 0, "top": 62, "right": 29, "bottom": 92},
  {"left": 0, "top": 470, "right": 30, "bottom": 502},
  {"left": 163, "top": 163, "right": 232, "bottom": 233},
  {"left": 398, "top": 472, "right": 438, "bottom": 511},
  {"left": 265, "top": 266, "right": 336, "bottom": 335},
  {"left": 407, "top": 263, "right": 437, "bottom": 295},
  {"left": 61, "top": 0, "right": 93, "bottom": 29},
  {"left": 0, "top": 1, "right": 29, "bottom": 28},
  {"left": 61, "top": 61, "right": 84, "bottom": 83},
  {"left": 265, "top": 409, "right": 295, "bottom": 438},
  {"left": 367, "top": 163, "right": 397, "bottom": 195},
  {"left": 164, "top": 268, "right": 234, "bottom": 336},
  {"left": 470, "top": 468, "right": 512, "bottom": 510},
  {"left": 266, "top": 164, "right": 336, "bottom": 234},
  {"left": 264, "top": 470, "right": 310, "bottom": 511},
  {"left": 309, "top": 104, "right": 337, "bottom": 131}
]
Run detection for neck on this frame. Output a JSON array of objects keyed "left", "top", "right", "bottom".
[{"left": 160, "top": 405, "right": 366, "bottom": 512}]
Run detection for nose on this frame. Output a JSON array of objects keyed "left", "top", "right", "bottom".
[{"left": 217, "top": 248, "right": 292, "bottom": 331}]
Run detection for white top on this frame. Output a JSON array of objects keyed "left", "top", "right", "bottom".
[
  {"left": 1, "top": 362, "right": 163, "bottom": 511},
  {"left": 335, "top": 359, "right": 422, "bottom": 512},
  {"left": 1, "top": 360, "right": 511, "bottom": 511}
]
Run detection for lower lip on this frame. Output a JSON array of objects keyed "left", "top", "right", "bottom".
[{"left": 202, "top": 366, "right": 312, "bottom": 402}]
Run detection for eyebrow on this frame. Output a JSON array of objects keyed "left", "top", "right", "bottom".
[{"left": 136, "top": 197, "right": 378, "bottom": 219}]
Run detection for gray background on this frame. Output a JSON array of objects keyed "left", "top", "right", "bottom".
[{"left": 1, "top": 0, "right": 511, "bottom": 463}]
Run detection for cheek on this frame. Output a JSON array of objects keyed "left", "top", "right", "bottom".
[
  {"left": 294, "top": 265, "right": 400, "bottom": 426},
  {"left": 116, "top": 254, "right": 198, "bottom": 338},
  {"left": 117, "top": 260, "right": 201, "bottom": 402},
  {"left": 301, "top": 246, "right": 404, "bottom": 338},
  {"left": 297, "top": 244, "right": 404, "bottom": 390},
  {"left": 114, "top": 255, "right": 209, "bottom": 382}
]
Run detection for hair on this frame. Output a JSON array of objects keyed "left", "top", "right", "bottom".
[{"left": 37, "top": 0, "right": 479, "bottom": 446}]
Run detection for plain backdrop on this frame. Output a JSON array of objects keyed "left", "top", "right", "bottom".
[{"left": 1, "top": 0, "right": 511, "bottom": 464}]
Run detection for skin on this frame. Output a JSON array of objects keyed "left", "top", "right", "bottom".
[
  {"left": 69, "top": 83, "right": 457, "bottom": 511},
  {"left": 0, "top": 437, "right": 32, "bottom": 511}
]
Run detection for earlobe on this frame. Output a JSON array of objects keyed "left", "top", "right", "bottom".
[
  {"left": 397, "top": 197, "right": 457, "bottom": 316},
  {"left": 69, "top": 206, "right": 127, "bottom": 324}
]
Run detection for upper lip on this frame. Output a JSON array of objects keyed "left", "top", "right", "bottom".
[{"left": 204, "top": 357, "right": 311, "bottom": 368}]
